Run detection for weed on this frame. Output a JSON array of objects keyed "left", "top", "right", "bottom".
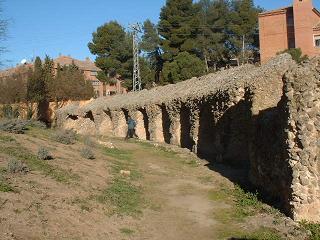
[
  {"left": 53, "top": 130, "right": 77, "bottom": 145},
  {"left": 80, "top": 147, "right": 95, "bottom": 160},
  {"left": 300, "top": 221, "right": 320, "bottom": 240},
  {"left": 120, "top": 228, "right": 135, "bottom": 235},
  {"left": 97, "top": 177, "right": 142, "bottom": 216},
  {"left": 7, "top": 159, "right": 28, "bottom": 174},
  {"left": 37, "top": 147, "right": 53, "bottom": 160}
]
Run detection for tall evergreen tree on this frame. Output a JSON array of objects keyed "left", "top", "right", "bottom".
[
  {"left": 140, "top": 19, "right": 163, "bottom": 83},
  {"left": 158, "top": 0, "right": 200, "bottom": 61},
  {"left": 228, "top": 0, "right": 261, "bottom": 64},
  {"left": 88, "top": 21, "right": 133, "bottom": 82},
  {"left": 196, "top": 0, "right": 230, "bottom": 71},
  {"left": 27, "top": 57, "right": 46, "bottom": 102}
]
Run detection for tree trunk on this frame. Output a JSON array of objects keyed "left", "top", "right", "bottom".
[{"left": 203, "top": 51, "right": 209, "bottom": 73}]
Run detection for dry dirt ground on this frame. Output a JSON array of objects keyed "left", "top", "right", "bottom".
[{"left": 0, "top": 127, "right": 309, "bottom": 240}]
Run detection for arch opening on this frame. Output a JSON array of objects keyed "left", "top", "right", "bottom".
[
  {"left": 180, "top": 105, "right": 193, "bottom": 150},
  {"left": 161, "top": 105, "right": 172, "bottom": 144}
]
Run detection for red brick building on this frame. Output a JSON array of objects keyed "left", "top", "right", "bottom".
[
  {"left": 54, "top": 56, "right": 127, "bottom": 97},
  {"left": 259, "top": 0, "right": 320, "bottom": 63}
]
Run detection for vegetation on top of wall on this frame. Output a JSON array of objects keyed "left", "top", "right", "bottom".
[{"left": 278, "top": 48, "right": 308, "bottom": 64}]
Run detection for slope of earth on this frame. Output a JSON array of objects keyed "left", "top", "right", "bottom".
[{"left": 0, "top": 126, "right": 309, "bottom": 240}]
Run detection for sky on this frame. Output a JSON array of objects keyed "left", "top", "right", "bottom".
[{"left": 1, "top": 0, "right": 320, "bottom": 69}]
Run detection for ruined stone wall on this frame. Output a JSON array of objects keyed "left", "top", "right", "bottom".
[
  {"left": 56, "top": 54, "right": 319, "bottom": 222},
  {"left": 283, "top": 59, "right": 320, "bottom": 221}
]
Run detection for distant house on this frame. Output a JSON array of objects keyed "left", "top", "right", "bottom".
[
  {"left": 259, "top": 0, "right": 320, "bottom": 63},
  {"left": 53, "top": 55, "right": 127, "bottom": 97}
]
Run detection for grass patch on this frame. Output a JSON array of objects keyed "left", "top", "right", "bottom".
[
  {"left": 103, "top": 147, "right": 132, "bottom": 161},
  {"left": 120, "top": 228, "right": 135, "bottom": 235},
  {"left": 97, "top": 177, "right": 143, "bottom": 216},
  {"left": 300, "top": 221, "right": 320, "bottom": 240},
  {"left": 0, "top": 180, "right": 14, "bottom": 192},
  {"left": 239, "top": 227, "right": 283, "bottom": 240},
  {"left": 210, "top": 184, "right": 263, "bottom": 222},
  {"left": 0, "top": 135, "right": 16, "bottom": 143},
  {"left": 0, "top": 145, "right": 79, "bottom": 183}
]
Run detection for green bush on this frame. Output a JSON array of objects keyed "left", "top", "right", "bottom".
[
  {"left": 278, "top": 48, "right": 308, "bottom": 63},
  {"left": 54, "top": 130, "right": 77, "bottom": 144},
  {"left": 80, "top": 147, "right": 95, "bottom": 160},
  {"left": 7, "top": 159, "right": 28, "bottom": 174},
  {"left": 37, "top": 147, "right": 53, "bottom": 160},
  {"left": 301, "top": 221, "right": 320, "bottom": 240},
  {"left": 0, "top": 119, "right": 29, "bottom": 134},
  {"left": 1, "top": 105, "right": 19, "bottom": 119}
]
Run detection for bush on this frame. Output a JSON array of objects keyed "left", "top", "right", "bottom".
[
  {"left": 54, "top": 130, "right": 77, "bottom": 144},
  {"left": 0, "top": 119, "right": 29, "bottom": 134},
  {"left": 0, "top": 119, "right": 46, "bottom": 134},
  {"left": 7, "top": 159, "right": 28, "bottom": 174},
  {"left": 1, "top": 105, "right": 19, "bottom": 119},
  {"left": 84, "top": 136, "right": 95, "bottom": 147},
  {"left": 37, "top": 147, "right": 53, "bottom": 160},
  {"left": 278, "top": 48, "right": 308, "bottom": 63},
  {"left": 80, "top": 147, "right": 95, "bottom": 160}
]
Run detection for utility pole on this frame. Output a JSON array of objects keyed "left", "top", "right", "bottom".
[{"left": 130, "top": 23, "right": 142, "bottom": 92}]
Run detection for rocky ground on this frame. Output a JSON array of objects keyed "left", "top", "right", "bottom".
[{"left": 0, "top": 125, "right": 311, "bottom": 240}]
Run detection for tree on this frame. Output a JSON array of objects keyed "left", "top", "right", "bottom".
[
  {"left": 27, "top": 57, "right": 46, "bottom": 102},
  {"left": 228, "top": 0, "right": 261, "bottom": 65},
  {"left": 158, "top": 0, "right": 200, "bottom": 61},
  {"left": 196, "top": 0, "right": 230, "bottom": 71},
  {"left": 141, "top": 19, "right": 163, "bottom": 84},
  {"left": 88, "top": 21, "right": 133, "bottom": 82},
  {"left": 162, "top": 51, "right": 205, "bottom": 84}
]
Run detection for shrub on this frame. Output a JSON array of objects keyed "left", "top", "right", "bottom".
[
  {"left": 37, "top": 147, "right": 53, "bottom": 160},
  {"left": 7, "top": 159, "right": 28, "bottom": 174},
  {"left": 278, "top": 48, "right": 308, "bottom": 63},
  {"left": 54, "top": 130, "right": 77, "bottom": 144},
  {"left": 80, "top": 147, "right": 95, "bottom": 160},
  {"left": 84, "top": 136, "right": 95, "bottom": 147},
  {"left": 0, "top": 119, "right": 29, "bottom": 134}
]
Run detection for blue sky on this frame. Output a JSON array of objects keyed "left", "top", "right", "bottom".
[{"left": 1, "top": 0, "right": 320, "bottom": 69}]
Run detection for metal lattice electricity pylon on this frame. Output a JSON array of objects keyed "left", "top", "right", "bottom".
[{"left": 131, "top": 23, "right": 142, "bottom": 92}]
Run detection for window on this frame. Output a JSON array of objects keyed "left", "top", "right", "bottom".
[
  {"left": 315, "top": 35, "right": 320, "bottom": 47},
  {"left": 91, "top": 71, "right": 98, "bottom": 76}
]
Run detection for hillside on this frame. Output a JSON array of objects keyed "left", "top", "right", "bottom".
[{"left": 0, "top": 122, "right": 311, "bottom": 240}]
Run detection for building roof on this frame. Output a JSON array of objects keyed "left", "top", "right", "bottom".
[
  {"left": 54, "top": 56, "right": 101, "bottom": 72},
  {"left": 259, "top": 7, "right": 290, "bottom": 17}
]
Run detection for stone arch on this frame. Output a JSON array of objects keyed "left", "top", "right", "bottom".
[
  {"left": 180, "top": 104, "right": 193, "bottom": 150},
  {"left": 161, "top": 104, "right": 172, "bottom": 144},
  {"left": 99, "top": 110, "right": 113, "bottom": 136},
  {"left": 134, "top": 109, "right": 150, "bottom": 140}
]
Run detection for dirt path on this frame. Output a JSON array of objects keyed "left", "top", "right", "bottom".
[{"left": 0, "top": 129, "right": 307, "bottom": 240}]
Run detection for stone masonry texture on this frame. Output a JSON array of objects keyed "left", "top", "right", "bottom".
[{"left": 56, "top": 54, "right": 319, "bottom": 222}]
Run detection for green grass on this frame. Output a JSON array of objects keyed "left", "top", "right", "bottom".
[
  {"left": 0, "top": 145, "right": 80, "bottom": 184},
  {"left": 209, "top": 184, "right": 263, "bottom": 222},
  {"left": 97, "top": 177, "right": 143, "bottom": 216},
  {"left": 0, "top": 134, "right": 16, "bottom": 143},
  {"left": 239, "top": 227, "right": 283, "bottom": 240},
  {"left": 120, "top": 228, "right": 135, "bottom": 235},
  {"left": 103, "top": 147, "right": 133, "bottom": 161},
  {"left": 0, "top": 180, "right": 14, "bottom": 192},
  {"left": 300, "top": 221, "right": 320, "bottom": 240}
]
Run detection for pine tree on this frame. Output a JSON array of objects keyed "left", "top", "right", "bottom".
[
  {"left": 228, "top": 0, "right": 261, "bottom": 64},
  {"left": 88, "top": 21, "right": 133, "bottom": 82},
  {"left": 141, "top": 19, "right": 163, "bottom": 83},
  {"left": 27, "top": 56, "right": 46, "bottom": 102},
  {"left": 158, "top": 0, "right": 200, "bottom": 61}
]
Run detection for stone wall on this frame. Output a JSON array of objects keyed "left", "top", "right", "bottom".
[{"left": 56, "top": 54, "right": 319, "bottom": 222}]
